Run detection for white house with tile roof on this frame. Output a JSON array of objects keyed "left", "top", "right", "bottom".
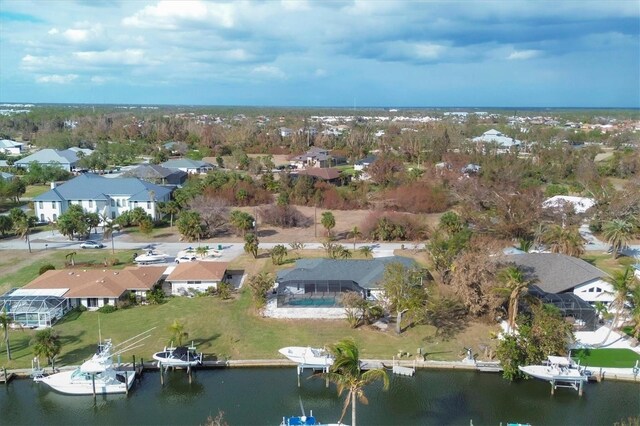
[{"left": 32, "top": 173, "right": 172, "bottom": 223}]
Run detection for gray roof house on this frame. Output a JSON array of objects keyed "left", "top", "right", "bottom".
[
  {"left": 1, "top": 172, "right": 14, "bottom": 180},
  {"left": 123, "top": 164, "right": 188, "bottom": 186},
  {"left": 289, "top": 147, "right": 338, "bottom": 169},
  {"left": 507, "top": 253, "right": 613, "bottom": 305},
  {"left": 15, "top": 149, "right": 82, "bottom": 172},
  {"left": 275, "top": 256, "right": 417, "bottom": 308},
  {"left": 0, "top": 139, "right": 24, "bottom": 155},
  {"left": 32, "top": 173, "right": 172, "bottom": 223},
  {"left": 161, "top": 158, "right": 214, "bottom": 174},
  {"left": 472, "top": 129, "right": 521, "bottom": 153}
]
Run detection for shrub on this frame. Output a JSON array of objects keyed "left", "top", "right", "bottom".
[
  {"left": 259, "top": 205, "right": 312, "bottom": 228},
  {"left": 382, "top": 182, "right": 450, "bottom": 213},
  {"left": 97, "top": 305, "right": 117, "bottom": 313},
  {"left": 544, "top": 183, "right": 569, "bottom": 198},
  {"left": 361, "top": 211, "right": 430, "bottom": 241},
  {"left": 75, "top": 304, "right": 87, "bottom": 312},
  {"left": 39, "top": 264, "right": 56, "bottom": 275},
  {"left": 147, "top": 287, "right": 166, "bottom": 305},
  {"left": 105, "top": 257, "right": 119, "bottom": 267}
]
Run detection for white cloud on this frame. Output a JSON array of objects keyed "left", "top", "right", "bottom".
[
  {"left": 48, "top": 28, "right": 59, "bottom": 35},
  {"left": 63, "top": 28, "right": 90, "bottom": 43},
  {"left": 36, "top": 74, "right": 78, "bottom": 84},
  {"left": 252, "top": 65, "right": 286, "bottom": 79},
  {"left": 73, "top": 49, "right": 147, "bottom": 66},
  {"left": 507, "top": 50, "right": 542, "bottom": 60},
  {"left": 414, "top": 43, "right": 446, "bottom": 60},
  {"left": 314, "top": 68, "right": 327, "bottom": 77},
  {"left": 122, "top": 0, "right": 235, "bottom": 29},
  {"left": 90, "top": 75, "right": 112, "bottom": 84}
]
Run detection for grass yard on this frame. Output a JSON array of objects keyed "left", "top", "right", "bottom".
[
  {"left": 571, "top": 348, "right": 640, "bottom": 368},
  {"left": 580, "top": 253, "right": 634, "bottom": 275},
  {"left": 0, "top": 291, "right": 498, "bottom": 370},
  {"left": 24, "top": 184, "right": 51, "bottom": 199}
]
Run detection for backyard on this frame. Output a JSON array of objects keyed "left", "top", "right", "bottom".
[{"left": 572, "top": 348, "right": 640, "bottom": 368}]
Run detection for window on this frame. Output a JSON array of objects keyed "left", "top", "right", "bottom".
[
  {"left": 187, "top": 281, "right": 202, "bottom": 285},
  {"left": 111, "top": 212, "right": 116, "bottom": 219},
  {"left": 588, "top": 288, "right": 594, "bottom": 293},
  {"left": 40, "top": 213, "right": 45, "bottom": 222},
  {"left": 134, "top": 201, "right": 138, "bottom": 207},
  {"left": 51, "top": 201, "right": 56, "bottom": 209},
  {"left": 111, "top": 199, "right": 115, "bottom": 207},
  {"left": 52, "top": 214, "right": 57, "bottom": 221},
  {"left": 103, "top": 298, "right": 110, "bottom": 306},
  {"left": 87, "top": 298, "right": 98, "bottom": 308},
  {"left": 39, "top": 201, "right": 43, "bottom": 209},
  {"left": 147, "top": 201, "right": 151, "bottom": 209},
  {"left": 117, "top": 199, "right": 121, "bottom": 207},
  {"left": 89, "top": 200, "right": 93, "bottom": 208}
]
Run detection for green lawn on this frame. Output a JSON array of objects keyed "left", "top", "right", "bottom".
[
  {"left": 24, "top": 184, "right": 51, "bottom": 199},
  {"left": 0, "top": 291, "right": 497, "bottom": 370},
  {"left": 571, "top": 348, "right": 640, "bottom": 368}
]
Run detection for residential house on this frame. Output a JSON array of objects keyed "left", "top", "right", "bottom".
[
  {"left": 161, "top": 158, "right": 214, "bottom": 174},
  {"left": 15, "top": 148, "right": 83, "bottom": 172},
  {"left": 0, "top": 139, "right": 24, "bottom": 155},
  {"left": 279, "top": 127, "right": 293, "bottom": 138},
  {"left": 275, "top": 256, "right": 417, "bottom": 307},
  {"left": 10, "top": 266, "right": 165, "bottom": 314},
  {"left": 543, "top": 196, "right": 595, "bottom": 214},
  {"left": 123, "top": 164, "right": 188, "bottom": 186},
  {"left": 0, "top": 171, "right": 14, "bottom": 180},
  {"left": 472, "top": 129, "right": 521, "bottom": 153},
  {"left": 354, "top": 154, "right": 377, "bottom": 171},
  {"left": 292, "top": 167, "right": 342, "bottom": 185},
  {"left": 508, "top": 253, "right": 613, "bottom": 305},
  {"left": 289, "top": 147, "right": 333, "bottom": 169},
  {"left": 32, "top": 173, "right": 172, "bottom": 223},
  {"left": 165, "top": 261, "right": 229, "bottom": 296}
]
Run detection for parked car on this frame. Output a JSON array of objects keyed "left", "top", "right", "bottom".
[
  {"left": 175, "top": 254, "right": 197, "bottom": 264},
  {"left": 80, "top": 240, "right": 104, "bottom": 249}
]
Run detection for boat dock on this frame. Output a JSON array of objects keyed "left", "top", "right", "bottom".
[{"left": 1, "top": 367, "right": 15, "bottom": 384}]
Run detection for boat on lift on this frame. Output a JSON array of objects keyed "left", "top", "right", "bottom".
[
  {"left": 278, "top": 347, "right": 333, "bottom": 368},
  {"left": 153, "top": 342, "right": 203, "bottom": 367},
  {"left": 518, "top": 355, "right": 590, "bottom": 382}
]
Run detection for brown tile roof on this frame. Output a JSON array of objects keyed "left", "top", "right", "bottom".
[
  {"left": 166, "top": 261, "right": 228, "bottom": 282},
  {"left": 23, "top": 266, "right": 165, "bottom": 298},
  {"left": 295, "top": 167, "right": 340, "bottom": 180}
]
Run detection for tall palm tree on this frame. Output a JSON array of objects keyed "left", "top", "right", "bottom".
[
  {"left": 494, "top": 266, "right": 533, "bottom": 331},
  {"left": 543, "top": 225, "right": 584, "bottom": 257},
  {"left": 0, "top": 306, "right": 13, "bottom": 361},
  {"left": 603, "top": 219, "right": 634, "bottom": 259},
  {"left": 319, "top": 339, "right": 389, "bottom": 426},
  {"left": 160, "top": 200, "right": 180, "bottom": 229},
  {"left": 102, "top": 218, "right": 117, "bottom": 254},
  {"left": 14, "top": 216, "right": 34, "bottom": 253},
  {"left": 597, "top": 267, "right": 637, "bottom": 346},
  {"left": 630, "top": 286, "right": 640, "bottom": 340},
  {"left": 348, "top": 226, "right": 362, "bottom": 250},
  {"left": 321, "top": 211, "right": 336, "bottom": 237}
]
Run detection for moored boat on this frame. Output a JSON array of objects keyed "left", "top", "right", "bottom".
[
  {"left": 153, "top": 342, "right": 203, "bottom": 367},
  {"left": 278, "top": 347, "right": 333, "bottom": 367},
  {"left": 519, "top": 355, "right": 590, "bottom": 382},
  {"left": 38, "top": 339, "right": 135, "bottom": 395},
  {"left": 134, "top": 250, "right": 171, "bottom": 265}
]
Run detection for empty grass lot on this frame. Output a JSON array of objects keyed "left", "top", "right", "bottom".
[{"left": 572, "top": 348, "right": 640, "bottom": 368}]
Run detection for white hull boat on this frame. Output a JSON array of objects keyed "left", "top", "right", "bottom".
[
  {"left": 153, "top": 344, "right": 203, "bottom": 367},
  {"left": 134, "top": 250, "right": 171, "bottom": 265},
  {"left": 278, "top": 347, "right": 333, "bottom": 367},
  {"left": 518, "top": 356, "right": 590, "bottom": 382},
  {"left": 38, "top": 339, "right": 136, "bottom": 395}
]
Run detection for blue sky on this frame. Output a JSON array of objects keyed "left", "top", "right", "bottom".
[{"left": 0, "top": 0, "right": 638, "bottom": 107}]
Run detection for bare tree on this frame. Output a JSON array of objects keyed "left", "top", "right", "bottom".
[{"left": 187, "top": 195, "right": 229, "bottom": 236}]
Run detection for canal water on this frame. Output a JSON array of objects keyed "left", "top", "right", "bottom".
[{"left": 0, "top": 368, "right": 638, "bottom": 425}]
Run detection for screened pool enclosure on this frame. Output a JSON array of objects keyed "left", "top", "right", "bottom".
[
  {"left": 0, "top": 288, "right": 69, "bottom": 328},
  {"left": 275, "top": 280, "right": 364, "bottom": 308}
]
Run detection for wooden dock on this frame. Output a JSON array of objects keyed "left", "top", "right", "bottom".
[{"left": 1, "top": 369, "right": 15, "bottom": 385}]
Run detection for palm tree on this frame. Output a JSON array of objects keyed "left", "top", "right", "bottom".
[
  {"left": 494, "top": 266, "right": 533, "bottom": 331},
  {"left": 348, "top": 226, "right": 362, "bottom": 250},
  {"left": 630, "top": 286, "right": 640, "bottom": 339},
  {"left": 14, "top": 216, "right": 34, "bottom": 253},
  {"left": 0, "top": 306, "right": 13, "bottom": 361},
  {"left": 321, "top": 211, "right": 336, "bottom": 237},
  {"left": 597, "top": 267, "right": 637, "bottom": 346},
  {"left": 359, "top": 246, "right": 373, "bottom": 258},
  {"left": 102, "top": 219, "right": 116, "bottom": 254},
  {"left": 168, "top": 319, "right": 189, "bottom": 346},
  {"left": 603, "top": 219, "right": 634, "bottom": 259},
  {"left": 32, "top": 329, "right": 62, "bottom": 371},
  {"left": 65, "top": 251, "right": 77, "bottom": 267},
  {"left": 318, "top": 339, "right": 389, "bottom": 426},
  {"left": 195, "top": 246, "right": 209, "bottom": 258},
  {"left": 270, "top": 244, "right": 288, "bottom": 265},
  {"left": 160, "top": 200, "right": 180, "bottom": 229},
  {"left": 543, "top": 225, "right": 584, "bottom": 257},
  {"left": 244, "top": 233, "right": 259, "bottom": 258}
]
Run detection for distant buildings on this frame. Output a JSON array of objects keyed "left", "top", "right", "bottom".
[
  {"left": 15, "top": 148, "right": 89, "bottom": 172},
  {"left": 161, "top": 158, "right": 214, "bottom": 175},
  {"left": 472, "top": 129, "right": 521, "bottom": 152},
  {"left": 0, "top": 139, "right": 24, "bottom": 155}
]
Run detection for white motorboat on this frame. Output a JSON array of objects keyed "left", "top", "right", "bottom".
[
  {"left": 38, "top": 339, "right": 135, "bottom": 395},
  {"left": 278, "top": 347, "right": 334, "bottom": 367},
  {"left": 153, "top": 343, "right": 203, "bottom": 367},
  {"left": 134, "top": 249, "right": 172, "bottom": 265},
  {"left": 518, "top": 356, "right": 590, "bottom": 382}
]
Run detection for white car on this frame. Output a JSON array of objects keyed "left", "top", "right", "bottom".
[
  {"left": 175, "top": 254, "right": 197, "bottom": 264},
  {"left": 80, "top": 240, "right": 104, "bottom": 249}
]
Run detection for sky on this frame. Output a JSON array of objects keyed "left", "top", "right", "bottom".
[{"left": 0, "top": 0, "right": 639, "bottom": 108}]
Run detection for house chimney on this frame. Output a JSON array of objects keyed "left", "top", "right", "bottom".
[{"left": 50, "top": 181, "right": 57, "bottom": 189}]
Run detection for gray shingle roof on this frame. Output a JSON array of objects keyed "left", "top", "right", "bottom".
[
  {"left": 161, "top": 159, "right": 213, "bottom": 169},
  {"left": 33, "top": 173, "right": 172, "bottom": 202},
  {"left": 277, "top": 256, "right": 417, "bottom": 289},
  {"left": 15, "top": 149, "right": 80, "bottom": 166},
  {"left": 507, "top": 253, "right": 607, "bottom": 294},
  {"left": 123, "top": 164, "right": 187, "bottom": 180}
]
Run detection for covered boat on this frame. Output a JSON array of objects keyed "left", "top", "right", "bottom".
[
  {"left": 278, "top": 347, "right": 333, "bottom": 367},
  {"left": 518, "top": 356, "right": 590, "bottom": 382},
  {"left": 39, "top": 339, "right": 135, "bottom": 395},
  {"left": 153, "top": 343, "right": 203, "bottom": 367}
]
